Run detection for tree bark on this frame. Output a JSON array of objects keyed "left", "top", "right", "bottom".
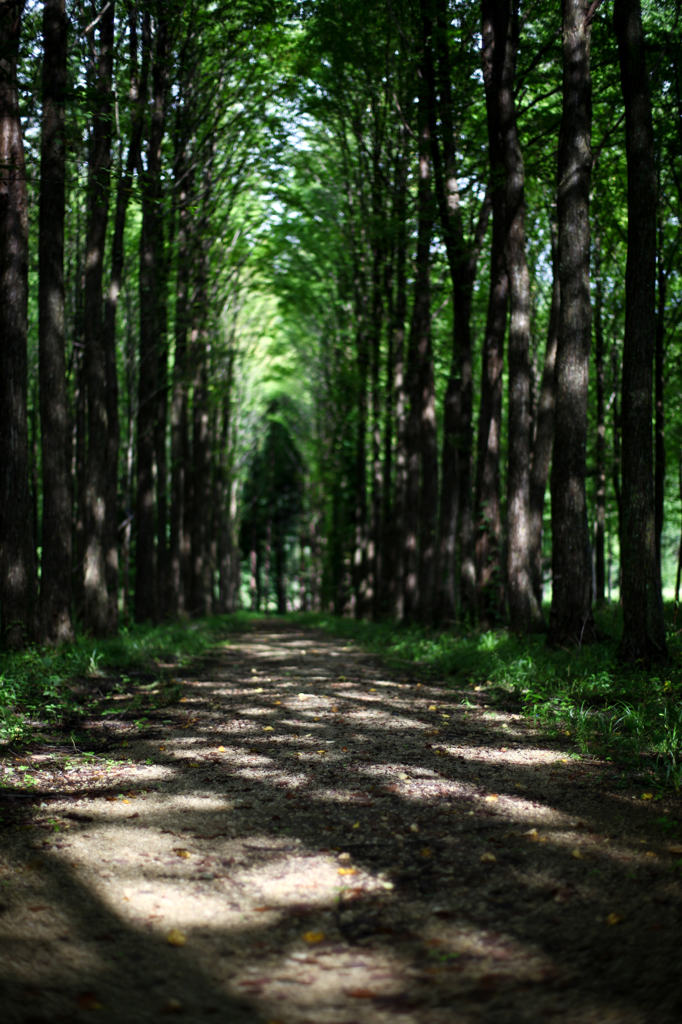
[
  {"left": 529, "top": 220, "right": 559, "bottom": 609},
  {"left": 0, "top": 0, "right": 36, "bottom": 648},
  {"left": 102, "top": 7, "right": 147, "bottom": 633},
  {"left": 593, "top": 229, "right": 606, "bottom": 604},
  {"left": 549, "top": 0, "right": 596, "bottom": 646},
  {"left": 135, "top": 13, "right": 168, "bottom": 623},
  {"left": 654, "top": 203, "right": 666, "bottom": 575},
  {"left": 476, "top": 0, "right": 508, "bottom": 629},
  {"left": 614, "top": 0, "right": 667, "bottom": 663},
  {"left": 38, "top": 0, "right": 73, "bottom": 643},
  {"left": 497, "top": 0, "right": 544, "bottom": 633},
  {"left": 83, "top": 0, "right": 115, "bottom": 637}
]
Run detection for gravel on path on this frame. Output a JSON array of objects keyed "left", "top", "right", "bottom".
[{"left": 1, "top": 622, "right": 681, "bottom": 1023}]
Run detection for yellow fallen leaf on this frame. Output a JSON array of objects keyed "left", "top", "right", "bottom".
[
  {"left": 158, "top": 746, "right": 166, "bottom": 752},
  {"left": 369, "top": 688, "right": 377, "bottom": 692},
  {"left": 644, "top": 851, "right": 658, "bottom": 859},
  {"left": 166, "top": 929, "right": 187, "bottom": 946},
  {"left": 332, "top": 707, "right": 339, "bottom": 712},
  {"left": 179, "top": 697, "right": 188, "bottom": 702},
  {"left": 667, "top": 845, "right": 682, "bottom": 854},
  {"left": 263, "top": 726, "right": 274, "bottom": 732},
  {"left": 122, "top": 799, "right": 131, "bottom": 804},
  {"left": 303, "top": 930, "right": 325, "bottom": 943},
  {"left": 398, "top": 773, "right": 409, "bottom": 781},
  {"left": 420, "top": 847, "right": 432, "bottom": 858},
  {"left": 218, "top": 746, "right": 225, "bottom": 752},
  {"left": 410, "top": 823, "right": 419, "bottom": 832},
  {"left": 298, "top": 693, "right": 308, "bottom": 699},
  {"left": 338, "top": 867, "right": 357, "bottom": 876},
  {"left": 571, "top": 848, "right": 582, "bottom": 859},
  {"left": 606, "top": 913, "right": 623, "bottom": 926},
  {"left": 428, "top": 705, "right": 437, "bottom": 711},
  {"left": 524, "top": 828, "right": 538, "bottom": 840},
  {"left": 317, "top": 749, "right": 326, "bottom": 755},
  {"left": 190, "top": 762, "right": 202, "bottom": 767},
  {"left": 274, "top": 700, "right": 282, "bottom": 705},
  {"left": 642, "top": 793, "right": 654, "bottom": 800},
  {"left": 173, "top": 849, "right": 191, "bottom": 859},
  {"left": 480, "top": 852, "right": 497, "bottom": 864},
  {"left": 351, "top": 822, "right": 360, "bottom": 829},
  {"left": 485, "top": 794, "right": 499, "bottom": 802}
]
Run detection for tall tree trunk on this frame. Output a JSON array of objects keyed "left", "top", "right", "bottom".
[
  {"left": 404, "top": 89, "right": 433, "bottom": 621},
  {"left": 102, "top": 7, "right": 147, "bottom": 633},
  {"left": 352, "top": 275, "right": 370, "bottom": 619},
  {"left": 155, "top": 211, "right": 170, "bottom": 619},
  {"left": 497, "top": 0, "right": 544, "bottom": 633},
  {"left": 529, "top": 220, "right": 559, "bottom": 608},
  {"left": 614, "top": 0, "right": 667, "bottom": 663},
  {"left": 83, "top": 0, "right": 115, "bottom": 637},
  {"left": 476, "top": 0, "right": 508, "bottom": 629},
  {"left": 368, "top": 147, "right": 384, "bottom": 620},
  {"left": 549, "top": 0, "right": 596, "bottom": 646},
  {"left": 593, "top": 229, "right": 606, "bottom": 605},
  {"left": 38, "top": 0, "right": 73, "bottom": 643},
  {"left": 654, "top": 203, "right": 666, "bottom": 575},
  {"left": 0, "top": 0, "right": 35, "bottom": 648},
  {"left": 169, "top": 141, "right": 192, "bottom": 617},
  {"left": 135, "top": 13, "right": 168, "bottom": 623}
]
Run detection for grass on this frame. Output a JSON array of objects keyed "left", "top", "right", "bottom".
[
  {"left": 297, "top": 604, "right": 682, "bottom": 791},
  {"left": 3, "top": 603, "right": 682, "bottom": 790},
  {"left": 0, "top": 611, "right": 259, "bottom": 746}
]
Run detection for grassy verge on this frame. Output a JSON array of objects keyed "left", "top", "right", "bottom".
[
  {"left": 297, "top": 606, "right": 682, "bottom": 791},
  {"left": 0, "top": 612, "right": 260, "bottom": 747}
]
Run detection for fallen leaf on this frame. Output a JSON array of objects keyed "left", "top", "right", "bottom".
[
  {"left": 428, "top": 705, "right": 437, "bottom": 711},
  {"left": 166, "top": 929, "right": 187, "bottom": 946},
  {"left": 303, "top": 930, "right": 325, "bottom": 943},
  {"left": 274, "top": 700, "right": 282, "bottom": 705},
  {"left": 667, "top": 845, "right": 682, "bottom": 854},
  {"left": 645, "top": 851, "right": 658, "bottom": 859},
  {"left": 317, "top": 750, "right": 326, "bottom": 755},
  {"left": 263, "top": 726, "right": 274, "bottom": 732},
  {"left": 571, "top": 848, "right": 582, "bottom": 859},
  {"left": 642, "top": 793, "right": 654, "bottom": 800},
  {"left": 218, "top": 746, "right": 225, "bottom": 752},
  {"left": 410, "top": 823, "right": 419, "bottom": 832},
  {"left": 420, "top": 847, "right": 432, "bottom": 858},
  {"left": 173, "top": 849, "right": 191, "bottom": 859},
  {"left": 369, "top": 688, "right": 377, "bottom": 692},
  {"left": 500, "top": 747, "right": 508, "bottom": 752},
  {"left": 398, "top": 773, "right": 409, "bottom": 781},
  {"left": 77, "top": 991, "right": 103, "bottom": 1011},
  {"left": 351, "top": 822, "right": 360, "bottom": 829},
  {"left": 254, "top": 906, "right": 274, "bottom": 912},
  {"left": 485, "top": 794, "right": 499, "bottom": 802},
  {"left": 606, "top": 913, "right": 623, "bottom": 926},
  {"left": 480, "top": 852, "right": 497, "bottom": 863},
  {"left": 338, "top": 867, "right": 357, "bottom": 876},
  {"left": 524, "top": 828, "right": 539, "bottom": 840},
  {"left": 158, "top": 746, "right": 166, "bottom": 752}
]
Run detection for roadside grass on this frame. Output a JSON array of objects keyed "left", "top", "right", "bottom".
[
  {"left": 298, "top": 605, "right": 682, "bottom": 791},
  {"left": 0, "top": 611, "right": 260, "bottom": 746}
]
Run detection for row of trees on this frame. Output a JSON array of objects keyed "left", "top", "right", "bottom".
[
  {"left": 265, "top": 0, "right": 680, "bottom": 665},
  {"left": 1, "top": 0, "right": 680, "bottom": 668},
  {"left": 0, "top": 0, "right": 279, "bottom": 647}
]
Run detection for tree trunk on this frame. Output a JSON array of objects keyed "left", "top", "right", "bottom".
[
  {"left": 593, "top": 229, "right": 606, "bottom": 605},
  {"left": 654, "top": 204, "right": 666, "bottom": 575},
  {"left": 529, "top": 220, "right": 559, "bottom": 609},
  {"left": 102, "top": 7, "right": 147, "bottom": 633},
  {"left": 83, "top": 0, "right": 115, "bottom": 638},
  {"left": 0, "top": 2, "right": 36, "bottom": 644},
  {"left": 135, "top": 13, "right": 168, "bottom": 623},
  {"left": 38, "top": 0, "right": 73, "bottom": 643},
  {"left": 549, "top": 0, "right": 596, "bottom": 646},
  {"left": 614, "top": 0, "right": 667, "bottom": 663},
  {"left": 497, "top": 0, "right": 544, "bottom": 633},
  {"left": 476, "top": 0, "right": 508, "bottom": 629},
  {"left": 368, "top": 146, "right": 384, "bottom": 620}
]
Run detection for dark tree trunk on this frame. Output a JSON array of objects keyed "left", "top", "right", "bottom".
[
  {"left": 654, "top": 206, "right": 666, "bottom": 575},
  {"left": 497, "top": 0, "right": 544, "bottom": 633},
  {"left": 83, "top": 0, "right": 115, "bottom": 638},
  {"left": 549, "top": 0, "right": 596, "bottom": 646},
  {"left": 102, "top": 7, "right": 147, "bottom": 633},
  {"left": 169, "top": 147, "right": 192, "bottom": 617},
  {"left": 529, "top": 220, "right": 559, "bottom": 608},
  {"left": 368, "top": 146, "right": 384, "bottom": 620},
  {"left": 593, "top": 229, "right": 606, "bottom": 605},
  {"left": 0, "top": 0, "right": 35, "bottom": 648},
  {"left": 404, "top": 89, "right": 433, "bottom": 622},
  {"left": 614, "top": 0, "right": 667, "bottom": 663},
  {"left": 135, "top": 13, "right": 168, "bottom": 623},
  {"left": 38, "top": 0, "right": 73, "bottom": 644},
  {"left": 155, "top": 212, "right": 170, "bottom": 619},
  {"left": 476, "top": 0, "right": 508, "bottom": 629}
]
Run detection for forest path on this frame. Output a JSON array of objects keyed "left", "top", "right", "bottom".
[{"left": 1, "top": 622, "right": 681, "bottom": 1023}]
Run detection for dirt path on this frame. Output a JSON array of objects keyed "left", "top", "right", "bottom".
[{"left": 1, "top": 622, "right": 682, "bottom": 1023}]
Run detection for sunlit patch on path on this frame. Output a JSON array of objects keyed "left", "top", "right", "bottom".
[{"left": 1, "top": 623, "right": 680, "bottom": 1023}]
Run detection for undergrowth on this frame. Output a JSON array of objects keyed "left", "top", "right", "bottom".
[
  {"left": 0, "top": 612, "right": 258, "bottom": 745},
  {"left": 299, "top": 606, "right": 682, "bottom": 791}
]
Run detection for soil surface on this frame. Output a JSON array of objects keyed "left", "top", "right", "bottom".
[{"left": 1, "top": 622, "right": 682, "bottom": 1024}]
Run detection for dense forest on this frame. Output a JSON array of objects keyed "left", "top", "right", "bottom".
[{"left": 1, "top": 0, "right": 680, "bottom": 667}]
